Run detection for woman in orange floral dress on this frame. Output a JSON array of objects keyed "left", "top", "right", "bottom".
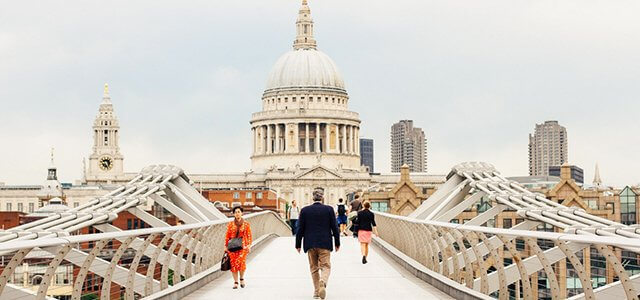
[{"left": 225, "top": 206, "right": 253, "bottom": 289}]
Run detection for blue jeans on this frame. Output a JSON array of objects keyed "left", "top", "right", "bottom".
[{"left": 290, "top": 219, "right": 298, "bottom": 235}]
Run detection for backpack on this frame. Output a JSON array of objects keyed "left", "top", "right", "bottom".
[{"left": 337, "top": 204, "right": 346, "bottom": 216}]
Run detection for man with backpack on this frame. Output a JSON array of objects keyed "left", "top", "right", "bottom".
[{"left": 336, "top": 198, "right": 348, "bottom": 236}]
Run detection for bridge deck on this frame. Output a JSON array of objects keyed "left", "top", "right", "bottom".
[{"left": 185, "top": 236, "right": 452, "bottom": 299}]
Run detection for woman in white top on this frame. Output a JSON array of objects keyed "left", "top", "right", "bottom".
[{"left": 288, "top": 200, "right": 300, "bottom": 235}]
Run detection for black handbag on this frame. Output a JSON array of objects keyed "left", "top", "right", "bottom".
[
  {"left": 221, "top": 252, "right": 231, "bottom": 271},
  {"left": 227, "top": 224, "right": 243, "bottom": 252}
]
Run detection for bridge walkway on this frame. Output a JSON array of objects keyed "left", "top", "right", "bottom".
[{"left": 185, "top": 236, "right": 452, "bottom": 299}]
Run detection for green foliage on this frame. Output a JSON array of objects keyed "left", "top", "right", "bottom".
[{"left": 81, "top": 293, "right": 99, "bottom": 300}]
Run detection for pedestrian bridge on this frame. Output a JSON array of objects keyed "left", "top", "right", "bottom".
[
  {"left": 183, "top": 237, "right": 452, "bottom": 300},
  {"left": 1, "top": 163, "right": 640, "bottom": 300}
]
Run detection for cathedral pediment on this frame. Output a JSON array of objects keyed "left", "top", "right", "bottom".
[{"left": 294, "top": 165, "right": 343, "bottom": 180}]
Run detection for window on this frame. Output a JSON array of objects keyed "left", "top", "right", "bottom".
[
  {"left": 309, "top": 138, "right": 315, "bottom": 152},
  {"left": 299, "top": 138, "right": 306, "bottom": 152},
  {"left": 28, "top": 203, "right": 34, "bottom": 213},
  {"left": 370, "top": 201, "right": 389, "bottom": 213},
  {"left": 6, "top": 203, "right": 11, "bottom": 211},
  {"left": 620, "top": 187, "right": 636, "bottom": 225},
  {"left": 622, "top": 250, "right": 640, "bottom": 276},
  {"left": 17, "top": 203, "right": 23, "bottom": 212},
  {"left": 233, "top": 192, "right": 240, "bottom": 199},
  {"left": 503, "top": 218, "right": 512, "bottom": 229},
  {"left": 74, "top": 202, "right": 79, "bottom": 208},
  {"left": 127, "top": 219, "right": 133, "bottom": 230},
  {"left": 477, "top": 197, "right": 492, "bottom": 213},
  {"left": 246, "top": 192, "right": 252, "bottom": 199},
  {"left": 257, "top": 192, "right": 263, "bottom": 199}
]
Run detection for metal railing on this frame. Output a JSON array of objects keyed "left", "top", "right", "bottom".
[
  {"left": 381, "top": 162, "right": 640, "bottom": 300},
  {"left": 0, "top": 210, "right": 290, "bottom": 300},
  {"left": 375, "top": 211, "right": 640, "bottom": 299}
]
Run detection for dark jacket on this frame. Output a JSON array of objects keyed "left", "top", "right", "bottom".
[
  {"left": 356, "top": 209, "right": 376, "bottom": 231},
  {"left": 295, "top": 202, "right": 341, "bottom": 252}
]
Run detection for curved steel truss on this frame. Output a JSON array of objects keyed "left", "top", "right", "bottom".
[
  {"left": 374, "top": 162, "right": 640, "bottom": 300},
  {"left": 0, "top": 165, "right": 290, "bottom": 300}
]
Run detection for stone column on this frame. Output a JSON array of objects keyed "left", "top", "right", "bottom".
[
  {"left": 266, "top": 124, "right": 272, "bottom": 154},
  {"left": 294, "top": 123, "right": 300, "bottom": 153},
  {"left": 345, "top": 125, "right": 350, "bottom": 154},
  {"left": 251, "top": 127, "right": 255, "bottom": 155},
  {"left": 315, "top": 122, "right": 320, "bottom": 153},
  {"left": 305, "top": 123, "right": 310, "bottom": 153},
  {"left": 262, "top": 125, "right": 267, "bottom": 154},
  {"left": 355, "top": 127, "right": 360, "bottom": 155},
  {"left": 325, "top": 123, "right": 330, "bottom": 153},
  {"left": 275, "top": 123, "right": 281, "bottom": 153},
  {"left": 350, "top": 126, "right": 355, "bottom": 154},
  {"left": 341, "top": 125, "right": 347, "bottom": 154}
]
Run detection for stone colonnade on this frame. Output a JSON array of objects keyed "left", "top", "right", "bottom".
[{"left": 252, "top": 122, "right": 359, "bottom": 156}]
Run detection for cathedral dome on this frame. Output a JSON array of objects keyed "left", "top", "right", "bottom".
[{"left": 265, "top": 49, "right": 345, "bottom": 92}]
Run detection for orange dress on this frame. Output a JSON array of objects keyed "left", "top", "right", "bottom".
[{"left": 225, "top": 221, "right": 252, "bottom": 272}]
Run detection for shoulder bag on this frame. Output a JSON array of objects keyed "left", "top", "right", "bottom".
[{"left": 227, "top": 224, "right": 244, "bottom": 252}]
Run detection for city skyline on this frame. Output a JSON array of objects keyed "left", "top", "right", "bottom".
[{"left": 1, "top": 0, "right": 640, "bottom": 186}]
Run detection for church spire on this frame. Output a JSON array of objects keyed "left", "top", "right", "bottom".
[
  {"left": 102, "top": 83, "right": 111, "bottom": 103},
  {"left": 293, "top": 0, "right": 317, "bottom": 50},
  {"left": 47, "top": 147, "right": 57, "bottom": 181},
  {"left": 593, "top": 163, "right": 602, "bottom": 187}
]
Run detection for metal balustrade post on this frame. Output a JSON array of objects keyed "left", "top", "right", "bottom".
[
  {"left": 451, "top": 229, "right": 474, "bottom": 287},
  {"left": 101, "top": 236, "right": 136, "bottom": 300},
  {"left": 524, "top": 237, "right": 561, "bottom": 300},
  {"left": 593, "top": 244, "right": 637, "bottom": 299},
  {"left": 71, "top": 240, "right": 109, "bottom": 300},
  {"left": 497, "top": 235, "right": 533, "bottom": 300},
  {"left": 557, "top": 241, "right": 595, "bottom": 300},
  {"left": 161, "top": 231, "right": 186, "bottom": 289},
  {"left": 36, "top": 245, "right": 72, "bottom": 300},
  {"left": 173, "top": 229, "right": 198, "bottom": 285},
  {"left": 125, "top": 233, "right": 159, "bottom": 300},
  {"left": 464, "top": 231, "right": 489, "bottom": 294},
  {"left": 146, "top": 233, "right": 172, "bottom": 295},
  {"left": 476, "top": 232, "right": 508, "bottom": 300}
]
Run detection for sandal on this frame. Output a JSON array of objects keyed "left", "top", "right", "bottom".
[
  {"left": 233, "top": 282, "right": 238, "bottom": 289},
  {"left": 240, "top": 278, "right": 245, "bottom": 288}
]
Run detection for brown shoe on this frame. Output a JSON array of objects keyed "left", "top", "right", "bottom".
[{"left": 318, "top": 280, "right": 326, "bottom": 299}]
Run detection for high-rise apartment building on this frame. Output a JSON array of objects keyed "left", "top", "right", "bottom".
[
  {"left": 528, "top": 120, "right": 568, "bottom": 176},
  {"left": 391, "top": 120, "right": 427, "bottom": 173},
  {"left": 360, "top": 138, "right": 374, "bottom": 173}
]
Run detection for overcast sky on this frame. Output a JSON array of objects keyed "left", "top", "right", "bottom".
[{"left": 1, "top": 0, "right": 639, "bottom": 187}]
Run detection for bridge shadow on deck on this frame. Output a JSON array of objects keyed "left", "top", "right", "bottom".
[{"left": 185, "top": 236, "right": 452, "bottom": 300}]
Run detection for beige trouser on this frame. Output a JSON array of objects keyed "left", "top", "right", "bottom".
[{"left": 307, "top": 248, "right": 331, "bottom": 294}]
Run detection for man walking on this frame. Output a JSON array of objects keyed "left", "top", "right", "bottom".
[
  {"left": 296, "top": 187, "right": 340, "bottom": 299},
  {"left": 349, "top": 194, "right": 363, "bottom": 238}
]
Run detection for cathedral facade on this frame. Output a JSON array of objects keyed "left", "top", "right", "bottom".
[{"left": 190, "top": 1, "right": 444, "bottom": 206}]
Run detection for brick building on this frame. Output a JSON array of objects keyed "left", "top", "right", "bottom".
[{"left": 201, "top": 188, "right": 286, "bottom": 217}]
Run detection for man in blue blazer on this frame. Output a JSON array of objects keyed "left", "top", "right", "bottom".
[{"left": 296, "top": 187, "right": 340, "bottom": 300}]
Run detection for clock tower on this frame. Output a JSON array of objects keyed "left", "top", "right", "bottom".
[{"left": 86, "top": 84, "right": 125, "bottom": 184}]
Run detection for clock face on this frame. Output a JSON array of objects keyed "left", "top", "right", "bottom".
[{"left": 99, "top": 156, "right": 114, "bottom": 171}]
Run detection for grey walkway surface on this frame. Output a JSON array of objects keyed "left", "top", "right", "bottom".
[{"left": 185, "top": 236, "right": 453, "bottom": 299}]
